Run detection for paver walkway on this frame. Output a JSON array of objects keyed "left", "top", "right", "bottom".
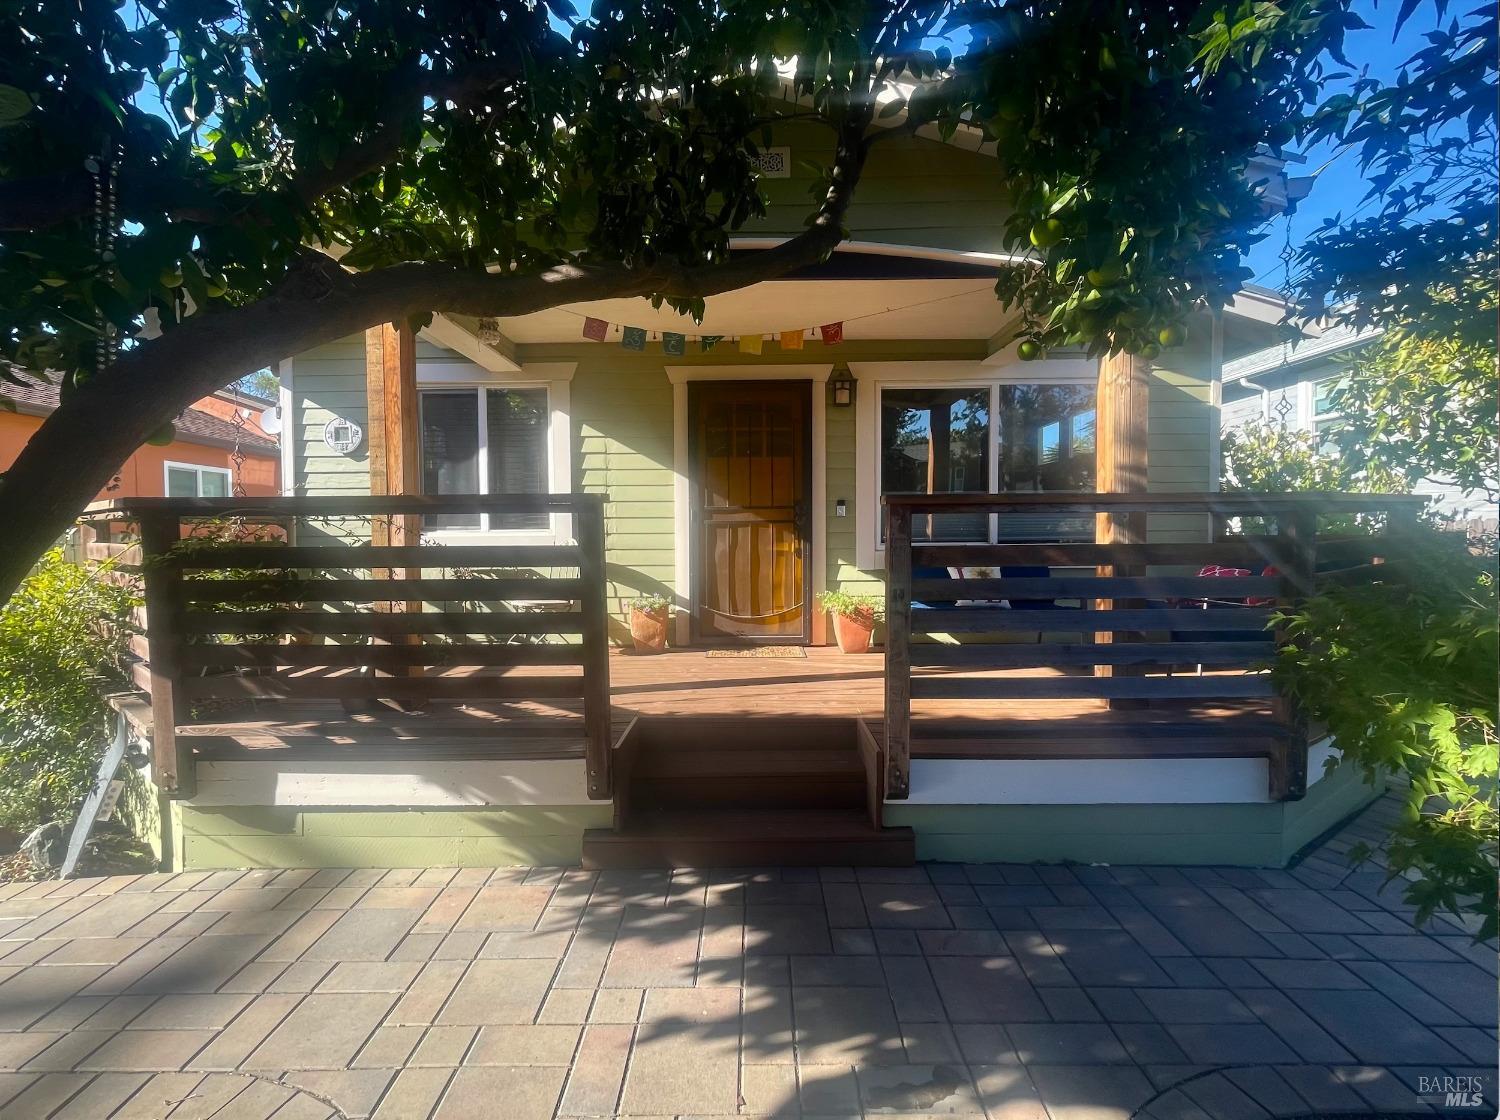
[{"left": 0, "top": 793, "right": 1494, "bottom": 1120}]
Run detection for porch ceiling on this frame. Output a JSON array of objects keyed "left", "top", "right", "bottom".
[{"left": 492, "top": 277, "right": 1014, "bottom": 344}]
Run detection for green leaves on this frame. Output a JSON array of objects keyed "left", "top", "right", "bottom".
[
  {"left": 959, "top": 0, "right": 1332, "bottom": 357},
  {"left": 1273, "top": 530, "right": 1498, "bottom": 940},
  {"left": 0, "top": 549, "right": 136, "bottom": 831},
  {"left": 1330, "top": 324, "right": 1499, "bottom": 502}
]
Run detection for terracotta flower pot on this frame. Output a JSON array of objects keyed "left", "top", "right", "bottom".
[
  {"left": 831, "top": 610, "right": 876, "bottom": 654},
  {"left": 629, "top": 607, "right": 668, "bottom": 653}
]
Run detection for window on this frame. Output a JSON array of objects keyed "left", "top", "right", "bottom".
[
  {"left": 1312, "top": 375, "right": 1345, "bottom": 449},
  {"left": 875, "top": 381, "right": 1097, "bottom": 548},
  {"left": 164, "top": 462, "right": 231, "bottom": 498},
  {"left": 419, "top": 386, "right": 550, "bottom": 531},
  {"left": 880, "top": 387, "right": 990, "bottom": 543}
]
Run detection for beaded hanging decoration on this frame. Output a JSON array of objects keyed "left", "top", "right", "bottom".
[{"left": 86, "top": 149, "right": 120, "bottom": 377}]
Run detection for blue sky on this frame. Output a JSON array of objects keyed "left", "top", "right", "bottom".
[{"left": 1242, "top": 0, "right": 1441, "bottom": 286}]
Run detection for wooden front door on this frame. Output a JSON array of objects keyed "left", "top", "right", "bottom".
[{"left": 690, "top": 381, "right": 811, "bottom": 642}]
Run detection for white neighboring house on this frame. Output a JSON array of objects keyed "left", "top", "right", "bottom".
[{"left": 1221, "top": 321, "right": 1497, "bottom": 530}]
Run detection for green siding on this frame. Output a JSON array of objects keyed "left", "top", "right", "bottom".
[
  {"left": 178, "top": 805, "right": 613, "bottom": 869},
  {"left": 170, "top": 765, "right": 1379, "bottom": 869},
  {"left": 290, "top": 332, "right": 1224, "bottom": 625},
  {"left": 571, "top": 359, "right": 676, "bottom": 638},
  {"left": 756, "top": 121, "right": 1016, "bottom": 254},
  {"left": 887, "top": 761, "right": 1382, "bottom": 867},
  {"left": 1148, "top": 332, "right": 1216, "bottom": 545}
]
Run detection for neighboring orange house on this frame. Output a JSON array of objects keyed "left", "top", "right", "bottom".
[{"left": 0, "top": 381, "right": 280, "bottom": 500}]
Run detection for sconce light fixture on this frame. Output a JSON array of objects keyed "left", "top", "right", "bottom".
[{"left": 830, "top": 366, "right": 855, "bottom": 407}]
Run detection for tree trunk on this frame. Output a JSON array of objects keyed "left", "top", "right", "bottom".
[{"left": 0, "top": 115, "right": 874, "bottom": 603}]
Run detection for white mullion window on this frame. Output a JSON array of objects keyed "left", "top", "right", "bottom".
[
  {"left": 475, "top": 385, "right": 491, "bottom": 533},
  {"left": 164, "top": 461, "right": 232, "bottom": 498},
  {"left": 862, "top": 370, "right": 1100, "bottom": 566},
  {"left": 419, "top": 383, "right": 553, "bottom": 536}
]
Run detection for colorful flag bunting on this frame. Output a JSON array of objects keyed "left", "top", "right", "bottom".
[
  {"left": 699, "top": 335, "right": 723, "bottom": 353},
  {"left": 738, "top": 334, "right": 763, "bottom": 355},
  {"left": 621, "top": 326, "right": 647, "bottom": 352},
  {"left": 582, "top": 316, "right": 608, "bottom": 341},
  {"left": 820, "top": 322, "right": 844, "bottom": 344},
  {"left": 662, "top": 332, "right": 686, "bottom": 356},
  {"left": 780, "top": 330, "right": 804, "bottom": 351}
]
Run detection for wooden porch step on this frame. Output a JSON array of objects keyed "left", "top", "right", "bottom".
[{"left": 582, "top": 809, "right": 915, "bottom": 869}]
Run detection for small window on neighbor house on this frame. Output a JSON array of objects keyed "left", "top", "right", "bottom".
[
  {"left": 1313, "top": 376, "right": 1346, "bottom": 450},
  {"left": 419, "top": 386, "right": 549, "bottom": 532},
  {"left": 164, "top": 463, "right": 231, "bottom": 498}
]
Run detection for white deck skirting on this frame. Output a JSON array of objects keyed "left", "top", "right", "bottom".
[
  {"left": 184, "top": 743, "right": 1341, "bottom": 809},
  {"left": 186, "top": 758, "right": 595, "bottom": 808}
]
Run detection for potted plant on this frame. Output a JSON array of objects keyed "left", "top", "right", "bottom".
[
  {"left": 628, "top": 594, "right": 670, "bottom": 653},
  {"left": 817, "top": 590, "right": 885, "bottom": 654}
]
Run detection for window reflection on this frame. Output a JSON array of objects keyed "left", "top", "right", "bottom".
[
  {"left": 881, "top": 387, "right": 990, "bottom": 542},
  {"left": 878, "top": 383, "right": 1098, "bottom": 545}
]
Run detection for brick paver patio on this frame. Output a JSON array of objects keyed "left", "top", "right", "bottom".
[{"left": 0, "top": 794, "right": 1494, "bottom": 1120}]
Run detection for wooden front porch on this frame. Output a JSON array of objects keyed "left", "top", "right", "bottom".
[
  {"left": 86, "top": 489, "right": 1425, "bottom": 866},
  {"left": 147, "top": 646, "right": 1279, "bottom": 768}
]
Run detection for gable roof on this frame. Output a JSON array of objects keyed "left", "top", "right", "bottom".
[
  {"left": 3, "top": 375, "right": 279, "bottom": 453},
  {"left": 1223, "top": 322, "right": 1381, "bottom": 383}
]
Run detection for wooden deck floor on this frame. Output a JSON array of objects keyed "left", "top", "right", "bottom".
[{"left": 167, "top": 647, "right": 1282, "bottom": 762}]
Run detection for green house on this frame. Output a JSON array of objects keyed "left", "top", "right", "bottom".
[{"left": 99, "top": 122, "right": 1414, "bottom": 872}]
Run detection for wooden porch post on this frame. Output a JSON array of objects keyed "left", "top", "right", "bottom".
[
  {"left": 365, "top": 325, "right": 422, "bottom": 671},
  {"left": 366, "top": 323, "right": 419, "bottom": 513},
  {"left": 1094, "top": 350, "right": 1150, "bottom": 693}
]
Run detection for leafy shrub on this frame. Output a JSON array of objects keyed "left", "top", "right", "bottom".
[
  {"left": 0, "top": 548, "right": 137, "bottom": 831},
  {"left": 1222, "top": 420, "right": 1409, "bottom": 534},
  {"left": 1274, "top": 530, "right": 1498, "bottom": 939}
]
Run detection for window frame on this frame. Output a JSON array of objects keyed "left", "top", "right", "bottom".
[
  {"left": 163, "top": 460, "right": 233, "bottom": 498},
  {"left": 414, "top": 360, "right": 574, "bottom": 545},
  {"left": 852, "top": 358, "right": 1098, "bottom": 569},
  {"left": 1309, "top": 374, "right": 1346, "bottom": 449}
]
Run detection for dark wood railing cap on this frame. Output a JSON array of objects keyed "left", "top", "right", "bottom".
[
  {"left": 881, "top": 491, "right": 1427, "bottom": 514},
  {"left": 83, "top": 493, "right": 605, "bottom": 517}
]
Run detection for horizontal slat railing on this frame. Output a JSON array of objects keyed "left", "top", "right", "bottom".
[
  {"left": 882, "top": 491, "right": 1428, "bottom": 801},
  {"left": 81, "top": 493, "right": 613, "bottom": 800},
  {"left": 177, "top": 577, "right": 588, "bottom": 603}
]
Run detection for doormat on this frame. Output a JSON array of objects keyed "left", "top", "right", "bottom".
[{"left": 705, "top": 646, "right": 807, "bottom": 658}]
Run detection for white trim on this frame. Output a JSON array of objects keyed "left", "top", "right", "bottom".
[
  {"left": 414, "top": 366, "right": 575, "bottom": 546},
  {"left": 903, "top": 757, "right": 1273, "bottom": 804},
  {"left": 670, "top": 365, "right": 835, "bottom": 645},
  {"left": 663, "top": 363, "right": 834, "bottom": 385},
  {"left": 277, "top": 359, "right": 295, "bottom": 496},
  {"left": 186, "top": 758, "right": 593, "bottom": 807},
  {"left": 728, "top": 237, "right": 1031, "bottom": 270},
  {"left": 163, "top": 459, "right": 233, "bottom": 498},
  {"left": 850, "top": 359, "right": 1097, "bottom": 570},
  {"left": 419, "top": 312, "right": 522, "bottom": 373},
  {"left": 1209, "top": 312, "right": 1224, "bottom": 492},
  {"left": 810, "top": 374, "right": 829, "bottom": 645},
  {"left": 183, "top": 745, "right": 1347, "bottom": 808},
  {"left": 673, "top": 379, "right": 691, "bottom": 645},
  {"left": 416, "top": 360, "right": 577, "bottom": 385}
]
